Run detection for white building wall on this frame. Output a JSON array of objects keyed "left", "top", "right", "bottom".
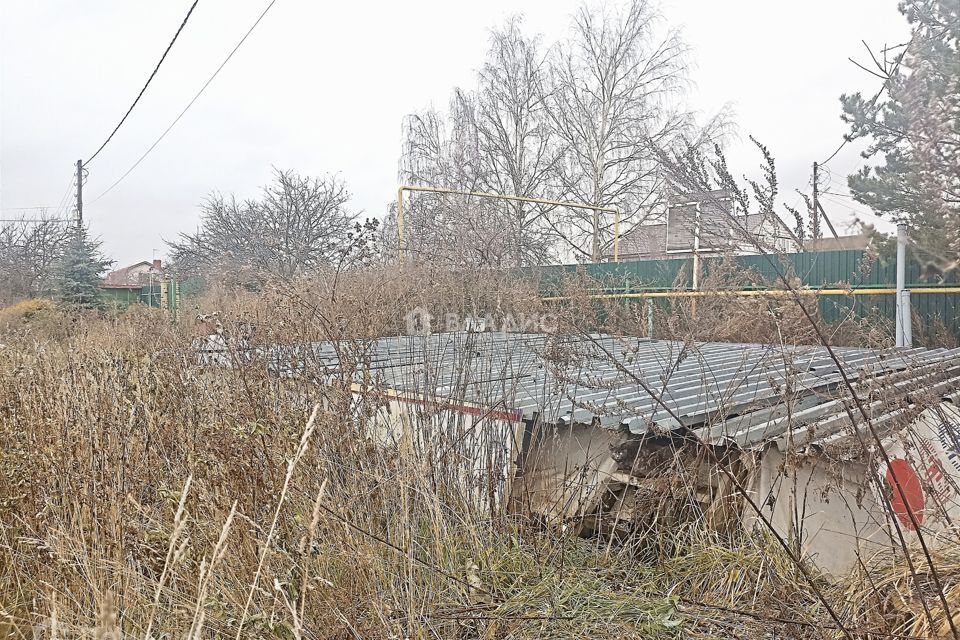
[
  {"left": 880, "top": 402, "right": 960, "bottom": 543},
  {"left": 359, "top": 389, "right": 524, "bottom": 511},
  {"left": 747, "top": 447, "right": 892, "bottom": 576}
]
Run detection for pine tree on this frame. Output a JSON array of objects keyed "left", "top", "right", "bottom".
[
  {"left": 840, "top": 0, "right": 960, "bottom": 270},
  {"left": 56, "top": 226, "right": 113, "bottom": 308}
]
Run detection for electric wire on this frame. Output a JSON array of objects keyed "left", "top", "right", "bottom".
[
  {"left": 0, "top": 174, "right": 75, "bottom": 223},
  {"left": 91, "top": 0, "right": 279, "bottom": 204},
  {"left": 820, "top": 194, "right": 885, "bottom": 223},
  {"left": 822, "top": 189, "right": 858, "bottom": 200},
  {"left": 83, "top": 0, "right": 200, "bottom": 167},
  {"left": 54, "top": 173, "right": 76, "bottom": 217},
  {"left": 0, "top": 218, "right": 73, "bottom": 225}
]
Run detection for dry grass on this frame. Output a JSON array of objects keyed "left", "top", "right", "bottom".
[
  {"left": 548, "top": 256, "right": 901, "bottom": 348},
  {"left": 0, "top": 298, "right": 55, "bottom": 335},
  {"left": 0, "top": 266, "right": 955, "bottom": 638}
]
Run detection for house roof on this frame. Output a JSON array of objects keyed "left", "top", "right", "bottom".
[
  {"left": 608, "top": 213, "right": 792, "bottom": 259},
  {"left": 266, "top": 331, "right": 960, "bottom": 452},
  {"left": 613, "top": 222, "right": 668, "bottom": 258},
  {"left": 102, "top": 261, "right": 155, "bottom": 289}
]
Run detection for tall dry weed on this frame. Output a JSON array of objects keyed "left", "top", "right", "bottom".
[{"left": 0, "top": 265, "right": 952, "bottom": 638}]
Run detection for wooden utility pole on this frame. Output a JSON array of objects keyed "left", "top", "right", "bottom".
[
  {"left": 75, "top": 159, "right": 84, "bottom": 229},
  {"left": 815, "top": 200, "right": 844, "bottom": 247},
  {"left": 811, "top": 161, "right": 843, "bottom": 247}
]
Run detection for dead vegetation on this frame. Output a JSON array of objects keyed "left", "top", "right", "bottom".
[
  {"left": 548, "top": 258, "right": 904, "bottom": 348},
  {"left": 0, "top": 266, "right": 957, "bottom": 638}
]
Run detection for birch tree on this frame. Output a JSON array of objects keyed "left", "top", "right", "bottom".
[
  {"left": 397, "top": 19, "right": 562, "bottom": 267},
  {"left": 548, "top": 0, "right": 688, "bottom": 261},
  {"left": 474, "top": 17, "right": 561, "bottom": 265},
  {"left": 397, "top": 96, "right": 511, "bottom": 266}
]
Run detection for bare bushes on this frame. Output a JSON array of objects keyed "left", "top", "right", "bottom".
[
  {"left": 0, "top": 308, "right": 458, "bottom": 635},
  {"left": 0, "top": 267, "right": 955, "bottom": 638},
  {"left": 0, "top": 271, "right": 652, "bottom": 637}
]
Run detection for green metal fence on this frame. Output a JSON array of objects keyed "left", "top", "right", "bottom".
[
  {"left": 101, "top": 276, "right": 187, "bottom": 317},
  {"left": 523, "top": 250, "right": 960, "bottom": 337}
]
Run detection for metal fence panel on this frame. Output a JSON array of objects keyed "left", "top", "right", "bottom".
[{"left": 529, "top": 250, "right": 960, "bottom": 338}]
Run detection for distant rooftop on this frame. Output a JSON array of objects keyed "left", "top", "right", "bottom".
[{"left": 102, "top": 260, "right": 163, "bottom": 289}]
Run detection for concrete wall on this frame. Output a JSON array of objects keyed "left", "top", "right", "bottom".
[
  {"left": 360, "top": 391, "right": 960, "bottom": 577},
  {"left": 359, "top": 388, "right": 524, "bottom": 510},
  {"left": 512, "top": 421, "right": 629, "bottom": 522},
  {"left": 881, "top": 402, "right": 960, "bottom": 542},
  {"left": 747, "top": 447, "right": 892, "bottom": 576},
  {"left": 516, "top": 422, "right": 898, "bottom": 575}
]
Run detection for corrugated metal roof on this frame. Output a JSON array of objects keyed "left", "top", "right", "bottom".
[{"left": 272, "top": 331, "right": 960, "bottom": 450}]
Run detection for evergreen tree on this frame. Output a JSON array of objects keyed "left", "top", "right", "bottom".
[
  {"left": 840, "top": 0, "right": 960, "bottom": 270},
  {"left": 56, "top": 226, "right": 113, "bottom": 308}
]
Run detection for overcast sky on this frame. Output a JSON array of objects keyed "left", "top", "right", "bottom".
[{"left": 1, "top": 0, "right": 909, "bottom": 266}]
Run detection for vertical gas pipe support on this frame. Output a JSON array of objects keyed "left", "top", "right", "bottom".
[
  {"left": 691, "top": 203, "right": 701, "bottom": 319},
  {"left": 647, "top": 298, "right": 654, "bottom": 339},
  {"left": 895, "top": 222, "right": 912, "bottom": 347},
  {"left": 396, "top": 187, "right": 405, "bottom": 266},
  {"left": 613, "top": 209, "right": 620, "bottom": 263}
]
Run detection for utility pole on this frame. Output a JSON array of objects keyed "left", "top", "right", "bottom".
[
  {"left": 811, "top": 161, "right": 843, "bottom": 247},
  {"left": 75, "top": 159, "right": 84, "bottom": 229},
  {"left": 811, "top": 161, "right": 821, "bottom": 239},
  {"left": 815, "top": 200, "right": 844, "bottom": 248}
]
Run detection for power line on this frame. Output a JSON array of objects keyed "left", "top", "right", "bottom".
[
  {"left": 0, "top": 218, "right": 73, "bottom": 224},
  {"left": 1, "top": 173, "right": 76, "bottom": 218},
  {"left": 54, "top": 176, "right": 75, "bottom": 216},
  {"left": 91, "top": 0, "right": 279, "bottom": 204},
  {"left": 822, "top": 189, "right": 858, "bottom": 200},
  {"left": 818, "top": 137, "right": 852, "bottom": 169},
  {"left": 826, "top": 196, "right": 872, "bottom": 220},
  {"left": 820, "top": 194, "right": 885, "bottom": 222},
  {"left": 83, "top": 0, "right": 200, "bottom": 167}
]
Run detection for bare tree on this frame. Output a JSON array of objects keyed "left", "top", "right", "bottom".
[
  {"left": 394, "top": 2, "right": 719, "bottom": 266},
  {"left": 474, "top": 17, "right": 562, "bottom": 265},
  {"left": 396, "top": 97, "right": 511, "bottom": 266},
  {"left": 395, "top": 19, "right": 566, "bottom": 268},
  {"left": 0, "top": 214, "right": 73, "bottom": 303},
  {"left": 548, "top": 0, "right": 689, "bottom": 261},
  {"left": 168, "top": 169, "right": 359, "bottom": 282}
]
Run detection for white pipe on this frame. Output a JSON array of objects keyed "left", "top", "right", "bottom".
[
  {"left": 896, "top": 223, "right": 911, "bottom": 347},
  {"left": 901, "top": 289, "right": 913, "bottom": 347}
]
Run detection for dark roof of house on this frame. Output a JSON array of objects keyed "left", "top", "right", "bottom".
[
  {"left": 102, "top": 261, "right": 154, "bottom": 289},
  {"left": 261, "top": 331, "right": 960, "bottom": 452},
  {"left": 615, "top": 222, "right": 668, "bottom": 258},
  {"left": 610, "top": 214, "right": 779, "bottom": 258}
]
